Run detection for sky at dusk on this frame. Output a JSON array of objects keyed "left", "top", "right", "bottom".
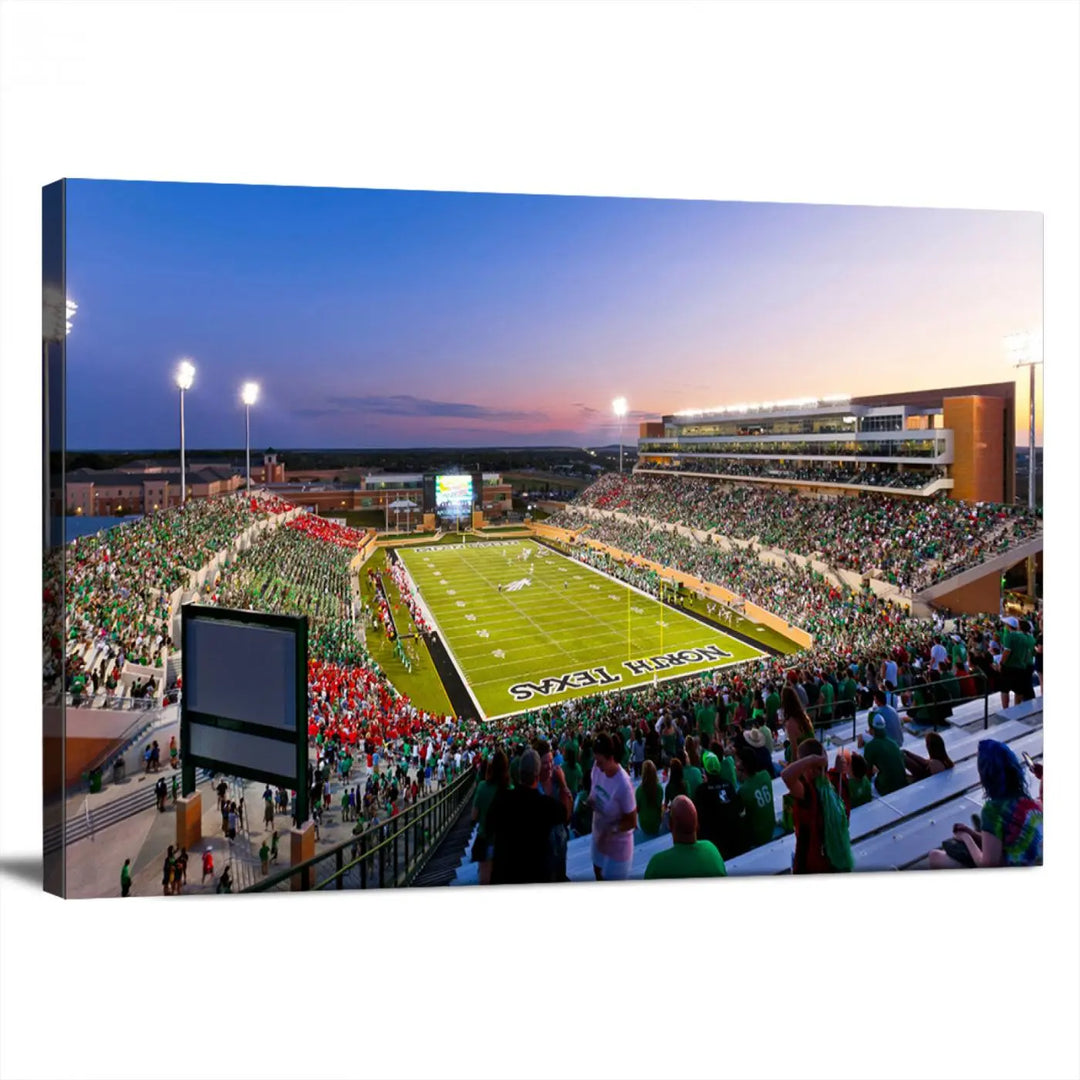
[{"left": 65, "top": 181, "right": 1043, "bottom": 449}]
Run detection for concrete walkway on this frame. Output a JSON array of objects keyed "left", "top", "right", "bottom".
[
  {"left": 62, "top": 712, "right": 181, "bottom": 836},
  {"left": 63, "top": 754, "right": 437, "bottom": 899}
]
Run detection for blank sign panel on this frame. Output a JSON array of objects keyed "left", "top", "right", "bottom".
[
  {"left": 186, "top": 618, "right": 297, "bottom": 730},
  {"left": 188, "top": 723, "right": 296, "bottom": 777}
]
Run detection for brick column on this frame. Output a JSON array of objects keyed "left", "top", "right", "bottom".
[
  {"left": 176, "top": 792, "right": 202, "bottom": 850},
  {"left": 289, "top": 821, "right": 315, "bottom": 891}
]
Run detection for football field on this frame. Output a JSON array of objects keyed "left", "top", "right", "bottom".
[{"left": 397, "top": 539, "right": 765, "bottom": 719}]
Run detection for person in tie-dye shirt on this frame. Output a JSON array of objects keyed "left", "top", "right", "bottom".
[{"left": 929, "top": 739, "right": 1042, "bottom": 869}]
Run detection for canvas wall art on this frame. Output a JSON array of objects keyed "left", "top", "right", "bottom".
[{"left": 42, "top": 181, "right": 1044, "bottom": 898}]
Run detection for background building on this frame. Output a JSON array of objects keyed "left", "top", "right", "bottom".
[
  {"left": 637, "top": 382, "right": 1016, "bottom": 504},
  {"left": 65, "top": 464, "right": 243, "bottom": 516},
  {"left": 252, "top": 453, "right": 513, "bottom": 521}
]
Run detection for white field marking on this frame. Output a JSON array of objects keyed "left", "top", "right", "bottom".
[
  {"left": 437, "top": 613, "right": 631, "bottom": 637},
  {"left": 405, "top": 538, "right": 765, "bottom": 709},
  {"left": 492, "top": 649, "right": 506, "bottom": 659},
  {"left": 394, "top": 550, "right": 486, "bottom": 719},
  {"left": 446, "top": 543, "right": 580, "bottom": 669},
  {"left": 631, "top": 606, "right": 645, "bottom": 615},
  {"left": 464, "top": 613, "right": 477, "bottom": 622},
  {"left": 455, "top": 600, "right": 467, "bottom": 608},
  {"left": 589, "top": 583, "right": 601, "bottom": 591},
  {"left": 448, "top": 617, "right": 743, "bottom": 658},
  {"left": 446, "top": 589, "right": 456, "bottom": 595},
  {"left": 453, "top": 617, "right": 717, "bottom": 648},
  {"left": 430, "top": 557, "right": 634, "bottom": 638},
  {"left": 608, "top": 594, "right": 619, "bottom": 600},
  {"left": 535, "top": 542, "right": 762, "bottom": 646},
  {"left": 451, "top": 578, "right": 758, "bottom": 668},
  {"left": 430, "top": 545, "right": 702, "bottom": 651},
  {"left": 456, "top": 631, "right": 764, "bottom": 678},
  {"left": 477, "top": 629, "right": 489, "bottom": 639},
  {"left": 480, "top": 650, "right": 758, "bottom": 722}
]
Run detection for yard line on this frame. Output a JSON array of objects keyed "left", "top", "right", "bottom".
[{"left": 449, "top": 544, "right": 581, "bottom": 668}]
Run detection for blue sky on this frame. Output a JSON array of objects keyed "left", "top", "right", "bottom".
[{"left": 65, "top": 181, "right": 1042, "bottom": 448}]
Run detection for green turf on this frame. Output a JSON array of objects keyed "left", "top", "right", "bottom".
[
  {"left": 539, "top": 536, "right": 803, "bottom": 657},
  {"left": 358, "top": 549, "right": 456, "bottom": 716},
  {"left": 677, "top": 588, "right": 802, "bottom": 656},
  {"left": 397, "top": 539, "right": 766, "bottom": 719}
]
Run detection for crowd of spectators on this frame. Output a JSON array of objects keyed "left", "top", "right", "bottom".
[
  {"left": 285, "top": 513, "right": 369, "bottom": 551},
  {"left": 642, "top": 457, "right": 944, "bottom": 490},
  {"left": 565, "top": 473, "right": 1040, "bottom": 592},
  {"left": 58, "top": 492, "right": 289, "bottom": 702},
  {"left": 548, "top": 510, "right": 920, "bottom": 656},
  {"left": 53, "top": 483, "right": 1042, "bottom": 877},
  {"left": 212, "top": 517, "right": 364, "bottom": 666},
  {"left": 386, "top": 556, "right": 430, "bottom": 636}
]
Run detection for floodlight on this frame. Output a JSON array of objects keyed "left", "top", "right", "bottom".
[
  {"left": 176, "top": 359, "right": 196, "bottom": 390},
  {"left": 241, "top": 381, "right": 260, "bottom": 406},
  {"left": 1004, "top": 330, "right": 1042, "bottom": 367},
  {"left": 612, "top": 396, "right": 628, "bottom": 418}
]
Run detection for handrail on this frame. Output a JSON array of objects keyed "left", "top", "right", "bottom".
[
  {"left": 243, "top": 766, "right": 477, "bottom": 893},
  {"left": 71, "top": 707, "right": 169, "bottom": 791},
  {"left": 65, "top": 693, "right": 163, "bottom": 711},
  {"left": 800, "top": 668, "right": 994, "bottom": 743}
]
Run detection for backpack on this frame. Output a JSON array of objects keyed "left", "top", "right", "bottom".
[
  {"left": 814, "top": 776, "right": 854, "bottom": 872},
  {"left": 571, "top": 790, "right": 593, "bottom": 837}
]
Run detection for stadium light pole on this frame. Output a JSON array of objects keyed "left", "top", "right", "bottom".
[
  {"left": 43, "top": 294, "right": 76, "bottom": 542},
  {"left": 1004, "top": 331, "right": 1042, "bottom": 512},
  {"left": 241, "top": 382, "right": 259, "bottom": 493},
  {"left": 1004, "top": 331, "right": 1042, "bottom": 603},
  {"left": 612, "top": 397, "right": 628, "bottom": 474},
  {"left": 175, "top": 360, "right": 196, "bottom": 506}
]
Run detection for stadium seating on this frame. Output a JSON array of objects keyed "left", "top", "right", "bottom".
[
  {"left": 561, "top": 473, "right": 1040, "bottom": 593},
  {"left": 447, "top": 697, "right": 1041, "bottom": 885}
]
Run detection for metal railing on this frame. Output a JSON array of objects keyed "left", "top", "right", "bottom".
[
  {"left": 64, "top": 693, "right": 163, "bottom": 711},
  {"left": 244, "top": 766, "right": 477, "bottom": 893},
  {"left": 801, "top": 668, "right": 994, "bottom": 743}
]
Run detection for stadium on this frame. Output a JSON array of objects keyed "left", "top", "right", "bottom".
[{"left": 49, "top": 383, "right": 1044, "bottom": 896}]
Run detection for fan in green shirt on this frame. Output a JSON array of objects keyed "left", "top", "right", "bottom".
[
  {"left": 644, "top": 840, "right": 727, "bottom": 880},
  {"left": 561, "top": 749, "right": 583, "bottom": 797},
  {"left": 818, "top": 680, "right": 834, "bottom": 723},
  {"left": 839, "top": 676, "right": 857, "bottom": 708},
  {"left": 660, "top": 726, "right": 678, "bottom": 762},
  {"left": 863, "top": 722, "right": 908, "bottom": 795},
  {"left": 765, "top": 690, "right": 781, "bottom": 727},
  {"left": 471, "top": 779, "right": 500, "bottom": 839},
  {"left": 846, "top": 772, "right": 872, "bottom": 808},
  {"left": 636, "top": 766, "right": 665, "bottom": 838},
  {"left": 643, "top": 796, "right": 726, "bottom": 880},
  {"left": 1002, "top": 628, "right": 1034, "bottom": 670},
  {"left": 683, "top": 763, "right": 704, "bottom": 798},
  {"left": 736, "top": 758, "right": 776, "bottom": 848},
  {"left": 695, "top": 703, "right": 717, "bottom": 741}
]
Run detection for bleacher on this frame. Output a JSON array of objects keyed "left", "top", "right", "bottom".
[{"left": 448, "top": 693, "right": 1042, "bottom": 885}]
